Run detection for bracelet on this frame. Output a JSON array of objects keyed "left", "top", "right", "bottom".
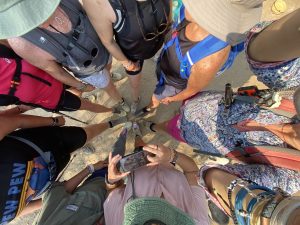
[
  {"left": 123, "top": 61, "right": 133, "bottom": 70},
  {"left": 51, "top": 117, "right": 59, "bottom": 126},
  {"left": 170, "top": 149, "right": 179, "bottom": 165},
  {"left": 105, "top": 173, "right": 117, "bottom": 185},
  {"left": 16, "top": 106, "right": 23, "bottom": 113},
  {"left": 77, "top": 83, "right": 87, "bottom": 91},
  {"left": 87, "top": 164, "right": 95, "bottom": 174}
]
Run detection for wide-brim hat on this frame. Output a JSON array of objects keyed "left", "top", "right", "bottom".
[
  {"left": 270, "top": 196, "right": 300, "bottom": 225},
  {"left": 182, "top": 0, "right": 264, "bottom": 45},
  {"left": 0, "top": 0, "right": 61, "bottom": 39},
  {"left": 123, "top": 197, "right": 195, "bottom": 225}
]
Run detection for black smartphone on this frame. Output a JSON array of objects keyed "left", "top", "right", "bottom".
[{"left": 120, "top": 148, "right": 149, "bottom": 172}]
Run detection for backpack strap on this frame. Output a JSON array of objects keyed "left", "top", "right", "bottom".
[
  {"left": 180, "top": 35, "right": 229, "bottom": 79},
  {"left": 0, "top": 44, "right": 23, "bottom": 96},
  {"left": 0, "top": 44, "right": 21, "bottom": 59}
]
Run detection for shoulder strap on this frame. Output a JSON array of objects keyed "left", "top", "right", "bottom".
[
  {"left": 0, "top": 44, "right": 21, "bottom": 59},
  {"left": 181, "top": 35, "right": 229, "bottom": 79},
  {"left": 0, "top": 94, "right": 20, "bottom": 106},
  {"left": 0, "top": 44, "right": 23, "bottom": 96},
  {"left": 8, "top": 135, "right": 51, "bottom": 163}
]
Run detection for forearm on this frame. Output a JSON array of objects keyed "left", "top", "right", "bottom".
[
  {"left": 170, "top": 88, "right": 199, "bottom": 102},
  {"left": 0, "top": 106, "right": 23, "bottom": 116},
  {"left": 44, "top": 63, "right": 83, "bottom": 89},
  {"left": 64, "top": 167, "right": 90, "bottom": 193},
  {"left": 176, "top": 152, "right": 198, "bottom": 173},
  {"left": 104, "top": 40, "right": 128, "bottom": 63},
  {"left": 0, "top": 115, "right": 62, "bottom": 140},
  {"left": 176, "top": 152, "right": 199, "bottom": 186}
]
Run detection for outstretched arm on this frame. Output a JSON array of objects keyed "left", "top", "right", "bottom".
[
  {"left": 248, "top": 8, "right": 300, "bottom": 62},
  {"left": 161, "top": 46, "right": 230, "bottom": 104},
  {"left": 0, "top": 115, "right": 65, "bottom": 140},
  {"left": 7, "top": 38, "right": 94, "bottom": 92}
]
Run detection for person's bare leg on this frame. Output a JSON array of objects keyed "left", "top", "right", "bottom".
[
  {"left": 135, "top": 135, "right": 145, "bottom": 147},
  {"left": 82, "top": 122, "right": 110, "bottom": 143},
  {"left": 79, "top": 98, "right": 113, "bottom": 113},
  {"left": 103, "top": 79, "right": 123, "bottom": 103},
  {"left": 152, "top": 120, "right": 169, "bottom": 133},
  {"left": 204, "top": 168, "right": 264, "bottom": 216},
  {"left": 128, "top": 73, "right": 142, "bottom": 102}
]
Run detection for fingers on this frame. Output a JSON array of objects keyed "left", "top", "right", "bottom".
[
  {"left": 146, "top": 162, "right": 159, "bottom": 167},
  {"left": 147, "top": 154, "right": 157, "bottom": 163},
  {"left": 143, "top": 145, "right": 159, "bottom": 155},
  {"left": 109, "top": 152, "right": 112, "bottom": 163},
  {"left": 118, "top": 171, "right": 130, "bottom": 178},
  {"left": 110, "top": 154, "right": 121, "bottom": 167}
]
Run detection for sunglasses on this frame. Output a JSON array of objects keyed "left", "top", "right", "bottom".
[{"left": 135, "top": 1, "right": 170, "bottom": 41}]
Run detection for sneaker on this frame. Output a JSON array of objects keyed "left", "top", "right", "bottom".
[
  {"left": 115, "top": 98, "right": 130, "bottom": 113},
  {"left": 82, "top": 144, "right": 96, "bottom": 153},
  {"left": 131, "top": 97, "right": 141, "bottom": 114},
  {"left": 138, "top": 119, "right": 156, "bottom": 135},
  {"left": 109, "top": 116, "right": 128, "bottom": 128},
  {"left": 112, "top": 107, "right": 127, "bottom": 117},
  {"left": 111, "top": 72, "right": 126, "bottom": 82},
  {"left": 134, "top": 106, "right": 152, "bottom": 117},
  {"left": 132, "top": 122, "right": 142, "bottom": 137}
]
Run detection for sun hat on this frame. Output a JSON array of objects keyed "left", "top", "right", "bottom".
[
  {"left": 270, "top": 196, "right": 300, "bottom": 225},
  {"left": 182, "top": 0, "right": 264, "bottom": 45},
  {"left": 123, "top": 197, "right": 195, "bottom": 225},
  {"left": 0, "top": 0, "right": 61, "bottom": 39}
]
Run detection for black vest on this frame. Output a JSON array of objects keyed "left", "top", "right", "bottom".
[
  {"left": 109, "top": 0, "right": 170, "bottom": 60},
  {"left": 22, "top": 0, "right": 109, "bottom": 77}
]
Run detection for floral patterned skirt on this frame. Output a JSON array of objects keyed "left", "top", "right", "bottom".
[{"left": 179, "top": 91, "right": 293, "bottom": 155}]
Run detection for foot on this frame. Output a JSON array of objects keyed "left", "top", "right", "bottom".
[
  {"left": 111, "top": 72, "right": 126, "bottom": 82},
  {"left": 109, "top": 116, "right": 128, "bottom": 128},
  {"left": 132, "top": 122, "right": 142, "bottom": 137},
  {"left": 131, "top": 97, "right": 141, "bottom": 114},
  {"left": 134, "top": 106, "right": 152, "bottom": 117},
  {"left": 115, "top": 98, "right": 130, "bottom": 113},
  {"left": 82, "top": 143, "right": 96, "bottom": 153},
  {"left": 138, "top": 119, "right": 156, "bottom": 135},
  {"left": 112, "top": 107, "right": 127, "bottom": 117}
]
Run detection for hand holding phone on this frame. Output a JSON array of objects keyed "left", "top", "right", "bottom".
[{"left": 107, "top": 152, "right": 130, "bottom": 184}]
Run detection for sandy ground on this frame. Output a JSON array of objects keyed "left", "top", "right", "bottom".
[{"left": 10, "top": 0, "right": 300, "bottom": 224}]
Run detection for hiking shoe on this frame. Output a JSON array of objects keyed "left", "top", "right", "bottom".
[
  {"left": 132, "top": 122, "right": 142, "bottom": 137},
  {"left": 109, "top": 116, "right": 128, "bottom": 128},
  {"left": 111, "top": 72, "right": 126, "bottom": 82},
  {"left": 82, "top": 144, "right": 96, "bottom": 153},
  {"left": 134, "top": 106, "right": 152, "bottom": 117},
  {"left": 115, "top": 98, "right": 130, "bottom": 113},
  {"left": 138, "top": 119, "right": 156, "bottom": 135},
  {"left": 112, "top": 107, "right": 127, "bottom": 117},
  {"left": 131, "top": 97, "right": 141, "bottom": 114}
]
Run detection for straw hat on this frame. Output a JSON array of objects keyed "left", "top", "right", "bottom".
[
  {"left": 123, "top": 197, "right": 195, "bottom": 225},
  {"left": 182, "top": 0, "right": 264, "bottom": 45},
  {"left": 0, "top": 0, "right": 61, "bottom": 39}
]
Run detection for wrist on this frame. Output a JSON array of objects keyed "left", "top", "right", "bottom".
[
  {"left": 51, "top": 117, "right": 59, "bottom": 126},
  {"left": 87, "top": 164, "right": 95, "bottom": 174},
  {"left": 105, "top": 173, "right": 119, "bottom": 186},
  {"left": 77, "top": 82, "right": 87, "bottom": 91}
]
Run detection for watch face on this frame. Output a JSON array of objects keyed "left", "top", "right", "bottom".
[{"left": 120, "top": 151, "right": 149, "bottom": 172}]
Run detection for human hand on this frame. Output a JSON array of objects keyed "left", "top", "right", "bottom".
[
  {"left": 160, "top": 97, "right": 174, "bottom": 105},
  {"left": 107, "top": 152, "right": 130, "bottom": 184},
  {"left": 122, "top": 60, "right": 140, "bottom": 72},
  {"left": 76, "top": 82, "right": 95, "bottom": 92},
  {"left": 143, "top": 144, "right": 173, "bottom": 166},
  {"left": 93, "top": 159, "right": 108, "bottom": 171}
]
